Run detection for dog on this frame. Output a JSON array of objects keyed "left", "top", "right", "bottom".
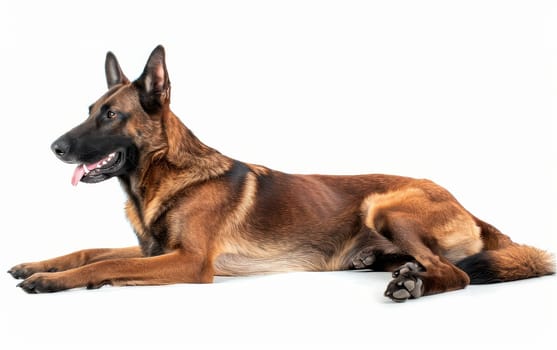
[{"left": 8, "top": 45, "right": 554, "bottom": 301}]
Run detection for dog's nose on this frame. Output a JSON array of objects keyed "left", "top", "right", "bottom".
[{"left": 51, "top": 138, "right": 71, "bottom": 160}]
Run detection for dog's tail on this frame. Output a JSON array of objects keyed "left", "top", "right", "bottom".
[{"left": 456, "top": 219, "right": 555, "bottom": 284}]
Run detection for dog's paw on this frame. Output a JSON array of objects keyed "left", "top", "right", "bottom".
[
  {"left": 16, "top": 273, "right": 65, "bottom": 294},
  {"left": 351, "top": 248, "right": 376, "bottom": 269},
  {"left": 384, "top": 262, "right": 424, "bottom": 302},
  {"left": 8, "top": 263, "right": 56, "bottom": 280}
]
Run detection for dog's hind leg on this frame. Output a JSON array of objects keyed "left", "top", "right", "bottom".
[
  {"left": 8, "top": 246, "right": 142, "bottom": 279},
  {"left": 377, "top": 212, "right": 472, "bottom": 302},
  {"left": 361, "top": 186, "right": 482, "bottom": 302}
]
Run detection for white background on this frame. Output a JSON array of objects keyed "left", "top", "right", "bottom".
[{"left": 0, "top": 1, "right": 555, "bottom": 349}]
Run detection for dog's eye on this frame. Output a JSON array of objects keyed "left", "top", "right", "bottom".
[{"left": 106, "top": 110, "right": 117, "bottom": 119}]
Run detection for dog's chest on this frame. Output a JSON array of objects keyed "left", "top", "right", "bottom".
[{"left": 124, "top": 198, "right": 172, "bottom": 257}]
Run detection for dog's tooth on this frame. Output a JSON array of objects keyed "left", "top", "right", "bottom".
[
  {"left": 102, "top": 160, "right": 108, "bottom": 165},
  {"left": 82, "top": 164, "right": 89, "bottom": 174}
]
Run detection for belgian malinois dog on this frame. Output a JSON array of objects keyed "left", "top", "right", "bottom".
[{"left": 9, "top": 45, "right": 554, "bottom": 301}]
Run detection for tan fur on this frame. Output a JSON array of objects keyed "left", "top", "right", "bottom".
[
  {"left": 125, "top": 200, "right": 146, "bottom": 239},
  {"left": 488, "top": 245, "right": 555, "bottom": 280},
  {"left": 362, "top": 186, "right": 484, "bottom": 263},
  {"left": 435, "top": 215, "right": 483, "bottom": 263}
]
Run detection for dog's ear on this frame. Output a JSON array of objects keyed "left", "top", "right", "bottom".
[
  {"left": 135, "top": 45, "right": 171, "bottom": 112},
  {"left": 105, "top": 51, "right": 129, "bottom": 89}
]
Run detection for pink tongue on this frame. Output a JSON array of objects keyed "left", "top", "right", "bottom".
[
  {"left": 71, "top": 165, "right": 85, "bottom": 186},
  {"left": 71, "top": 162, "right": 100, "bottom": 186}
]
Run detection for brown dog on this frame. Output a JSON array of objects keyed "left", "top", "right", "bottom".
[{"left": 8, "top": 45, "right": 554, "bottom": 301}]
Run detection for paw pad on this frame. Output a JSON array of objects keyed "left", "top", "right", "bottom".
[
  {"left": 351, "top": 248, "right": 376, "bottom": 269},
  {"left": 385, "top": 262, "right": 424, "bottom": 302}
]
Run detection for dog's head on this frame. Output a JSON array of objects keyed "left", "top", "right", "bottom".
[{"left": 51, "top": 46, "right": 171, "bottom": 185}]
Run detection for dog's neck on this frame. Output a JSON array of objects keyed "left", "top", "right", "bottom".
[{"left": 120, "top": 110, "right": 233, "bottom": 231}]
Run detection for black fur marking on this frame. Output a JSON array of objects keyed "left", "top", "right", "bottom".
[
  {"left": 379, "top": 227, "right": 394, "bottom": 241},
  {"left": 456, "top": 252, "right": 502, "bottom": 284},
  {"left": 51, "top": 110, "right": 138, "bottom": 169},
  {"left": 142, "top": 236, "right": 166, "bottom": 257},
  {"left": 224, "top": 161, "right": 250, "bottom": 189},
  {"left": 149, "top": 216, "right": 169, "bottom": 255},
  {"left": 369, "top": 252, "right": 414, "bottom": 271},
  {"left": 120, "top": 143, "right": 139, "bottom": 175}
]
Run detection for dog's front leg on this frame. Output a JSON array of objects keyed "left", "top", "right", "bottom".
[
  {"left": 16, "top": 250, "right": 212, "bottom": 293},
  {"left": 8, "top": 246, "right": 143, "bottom": 279}
]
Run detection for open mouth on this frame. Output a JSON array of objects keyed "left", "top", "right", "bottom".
[{"left": 71, "top": 150, "right": 125, "bottom": 186}]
